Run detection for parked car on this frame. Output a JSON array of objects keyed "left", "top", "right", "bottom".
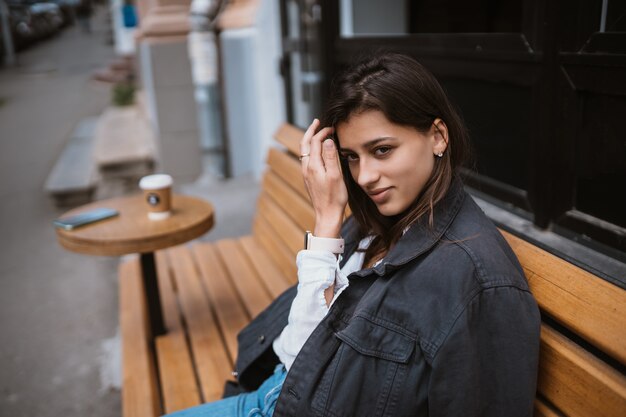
[
  {"left": 48, "top": 0, "right": 79, "bottom": 26},
  {"left": 3, "top": 2, "right": 36, "bottom": 50},
  {"left": 1, "top": 0, "right": 80, "bottom": 59},
  {"left": 29, "top": 2, "right": 64, "bottom": 37}
]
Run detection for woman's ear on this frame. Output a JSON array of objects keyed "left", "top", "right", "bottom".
[{"left": 432, "top": 118, "right": 449, "bottom": 156}]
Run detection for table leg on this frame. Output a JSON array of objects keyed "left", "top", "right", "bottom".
[{"left": 140, "top": 252, "right": 166, "bottom": 337}]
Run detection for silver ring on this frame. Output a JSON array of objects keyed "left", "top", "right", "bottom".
[{"left": 299, "top": 153, "right": 310, "bottom": 161}]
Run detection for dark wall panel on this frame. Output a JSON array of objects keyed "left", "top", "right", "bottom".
[
  {"left": 575, "top": 93, "right": 626, "bottom": 228},
  {"left": 441, "top": 79, "right": 531, "bottom": 191}
]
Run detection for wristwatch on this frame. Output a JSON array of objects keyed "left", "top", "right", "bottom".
[{"left": 304, "top": 231, "right": 345, "bottom": 254}]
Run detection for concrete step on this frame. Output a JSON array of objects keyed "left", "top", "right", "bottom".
[
  {"left": 44, "top": 117, "right": 100, "bottom": 207},
  {"left": 93, "top": 105, "right": 157, "bottom": 180}
]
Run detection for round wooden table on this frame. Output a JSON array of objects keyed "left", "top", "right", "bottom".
[{"left": 56, "top": 194, "right": 214, "bottom": 336}]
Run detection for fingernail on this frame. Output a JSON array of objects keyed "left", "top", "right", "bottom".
[{"left": 324, "top": 139, "right": 334, "bottom": 148}]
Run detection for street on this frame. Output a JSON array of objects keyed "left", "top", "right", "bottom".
[{"left": 0, "top": 6, "right": 121, "bottom": 416}]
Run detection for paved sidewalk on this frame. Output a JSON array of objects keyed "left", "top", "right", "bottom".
[
  {"left": 0, "top": 6, "right": 259, "bottom": 416},
  {"left": 0, "top": 7, "right": 122, "bottom": 417}
]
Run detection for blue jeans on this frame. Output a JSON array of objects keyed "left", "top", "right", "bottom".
[{"left": 165, "top": 365, "right": 287, "bottom": 417}]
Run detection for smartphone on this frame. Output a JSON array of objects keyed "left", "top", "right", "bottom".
[{"left": 54, "top": 207, "right": 119, "bottom": 230}]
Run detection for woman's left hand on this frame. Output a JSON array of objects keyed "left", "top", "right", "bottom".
[{"left": 300, "top": 119, "right": 348, "bottom": 238}]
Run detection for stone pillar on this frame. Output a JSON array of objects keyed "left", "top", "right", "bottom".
[
  {"left": 136, "top": 1, "right": 202, "bottom": 183},
  {"left": 217, "top": 0, "right": 286, "bottom": 179}
]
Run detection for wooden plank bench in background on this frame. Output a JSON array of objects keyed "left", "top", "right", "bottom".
[
  {"left": 44, "top": 117, "right": 100, "bottom": 207},
  {"left": 120, "top": 123, "right": 626, "bottom": 417},
  {"left": 93, "top": 105, "right": 156, "bottom": 181}
]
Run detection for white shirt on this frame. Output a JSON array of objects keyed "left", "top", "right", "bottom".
[{"left": 272, "top": 236, "right": 375, "bottom": 371}]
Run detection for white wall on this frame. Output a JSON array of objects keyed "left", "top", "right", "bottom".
[
  {"left": 219, "top": 0, "right": 286, "bottom": 179},
  {"left": 139, "top": 39, "right": 203, "bottom": 182},
  {"left": 342, "top": 0, "right": 408, "bottom": 36},
  {"left": 255, "top": 0, "right": 287, "bottom": 176}
]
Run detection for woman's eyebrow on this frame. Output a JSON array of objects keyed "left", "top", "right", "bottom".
[{"left": 339, "top": 137, "right": 397, "bottom": 152}]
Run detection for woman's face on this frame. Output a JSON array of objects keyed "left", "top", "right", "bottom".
[{"left": 337, "top": 110, "right": 447, "bottom": 217}]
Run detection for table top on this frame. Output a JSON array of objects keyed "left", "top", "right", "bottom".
[{"left": 55, "top": 194, "right": 214, "bottom": 256}]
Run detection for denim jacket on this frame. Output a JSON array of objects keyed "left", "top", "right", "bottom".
[{"left": 231, "top": 178, "right": 541, "bottom": 417}]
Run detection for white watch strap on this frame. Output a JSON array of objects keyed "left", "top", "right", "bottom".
[{"left": 306, "top": 232, "right": 345, "bottom": 254}]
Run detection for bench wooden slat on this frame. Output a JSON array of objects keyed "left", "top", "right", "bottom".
[
  {"left": 274, "top": 123, "right": 303, "bottom": 157},
  {"left": 166, "top": 246, "right": 232, "bottom": 402},
  {"left": 155, "top": 251, "right": 183, "bottom": 332},
  {"left": 191, "top": 243, "right": 250, "bottom": 363},
  {"left": 253, "top": 217, "right": 298, "bottom": 280},
  {"left": 214, "top": 239, "right": 274, "bottom": 318},
  {"left": 537, "top": 324, "right": 626, "bottom": 417},
  {"left": 156, "top": 331, "right": 201, "bottom": 414},
  {"left": 239, "top": 235, "right": 293, "bottom": 296},
  {"left": 534, "top": 398, "right": 564, "bottom": 417},
  {"left": 267, "top": 148, "right": 309, "bottom": 200},
  {"left": 502, "top": 231, "right": 626, "bottom": 365},
  {"left": 119, "top": 258, "right": 161, "bottom": 417},
  {"left": 263, "top": 170, "right": 315, "bottom": 232},
  {"left": 258, "top": 195, "right": 303, "bottom": 257}
]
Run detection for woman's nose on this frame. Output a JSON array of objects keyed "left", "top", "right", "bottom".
[{"left": 356, "top": 160, "right": 380, "bottom": 188}]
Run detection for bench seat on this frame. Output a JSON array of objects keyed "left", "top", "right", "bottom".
[{"left": 120, "top": 236, "right": 296, "bottom": 415}]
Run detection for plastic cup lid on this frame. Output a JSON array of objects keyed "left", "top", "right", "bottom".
[{"left": 139, "top": 174, "right": 173, "bottom": 190}]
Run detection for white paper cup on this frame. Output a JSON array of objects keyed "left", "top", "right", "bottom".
[{"left": 139, "top": 174, "right": 173, "bottom": 220}]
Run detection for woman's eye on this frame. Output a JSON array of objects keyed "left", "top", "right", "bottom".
[
  {"left": 341, "top": 153, "right": 359, "bottom": 162},
  {"left": 374, "top": 146, "right": 392, "bottom": 157}
]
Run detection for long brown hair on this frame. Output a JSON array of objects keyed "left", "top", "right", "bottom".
[{"left": 323, "top": 53, "right": 471, "bottom": 266}]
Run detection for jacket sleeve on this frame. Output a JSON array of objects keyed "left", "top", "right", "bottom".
[{"left": 427, "top": 285, "right": 541, "bottom": 417}]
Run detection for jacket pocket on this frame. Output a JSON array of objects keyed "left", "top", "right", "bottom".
[
  {"left": 312, "top": 316, "right": 415, "bottom": 417},
  {"left": 336, "top": 316, "right": 414, "bottom": 363}
]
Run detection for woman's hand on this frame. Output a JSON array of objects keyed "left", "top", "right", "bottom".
[{"left": 300, "top": 119, "right": 348, "bottom": 238}]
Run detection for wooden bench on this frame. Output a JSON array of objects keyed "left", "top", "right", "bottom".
[
  {"left": 45, "top": 117, "right": 100, "bottom": 207},
  {"left": 93, "top": 105, "right": 156, "bottom": 180},
  {"left": 119, "top": 123, "right": 626, "bottom": 417}
]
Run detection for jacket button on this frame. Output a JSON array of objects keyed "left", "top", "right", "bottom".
[{"left": 258, "top": 335, "right": 265, "bottom": 344}]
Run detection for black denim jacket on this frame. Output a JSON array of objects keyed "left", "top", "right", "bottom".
[{"left": 230, "top": 178, "right": 541, "bottom": 417}]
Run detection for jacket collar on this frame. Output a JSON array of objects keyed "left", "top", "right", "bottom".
[
  {"left": 339, "top": 217, "right": 363, "bottom": 269},
  {"left": 340, "top": 177, "right": 466, "bottom": 276}
]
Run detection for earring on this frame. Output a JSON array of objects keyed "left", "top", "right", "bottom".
[{"left": 436, "top": 152, "right": 443, "bottom": 158}]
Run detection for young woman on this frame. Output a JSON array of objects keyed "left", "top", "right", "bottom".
[{"left": 168, "top": 53, "right": 541, "bottom": 417}]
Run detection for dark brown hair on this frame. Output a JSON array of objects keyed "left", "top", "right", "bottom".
[{"left": 323, "top": 53, "right": 471, "bottom": 266}]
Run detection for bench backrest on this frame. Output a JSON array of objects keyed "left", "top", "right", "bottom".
[
  {"left": 251, "top": 124, "right": 315, "bottom": 282},
  {"left": 257, "top": 123, "right": 626, "bottom": 417},
  {"left": 502, "top": 231, "right": 626, "bottom": 417}
]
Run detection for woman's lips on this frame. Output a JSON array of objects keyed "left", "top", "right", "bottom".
[{"left": 368, "top": 187, "right": 392, "bottom": 204}]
